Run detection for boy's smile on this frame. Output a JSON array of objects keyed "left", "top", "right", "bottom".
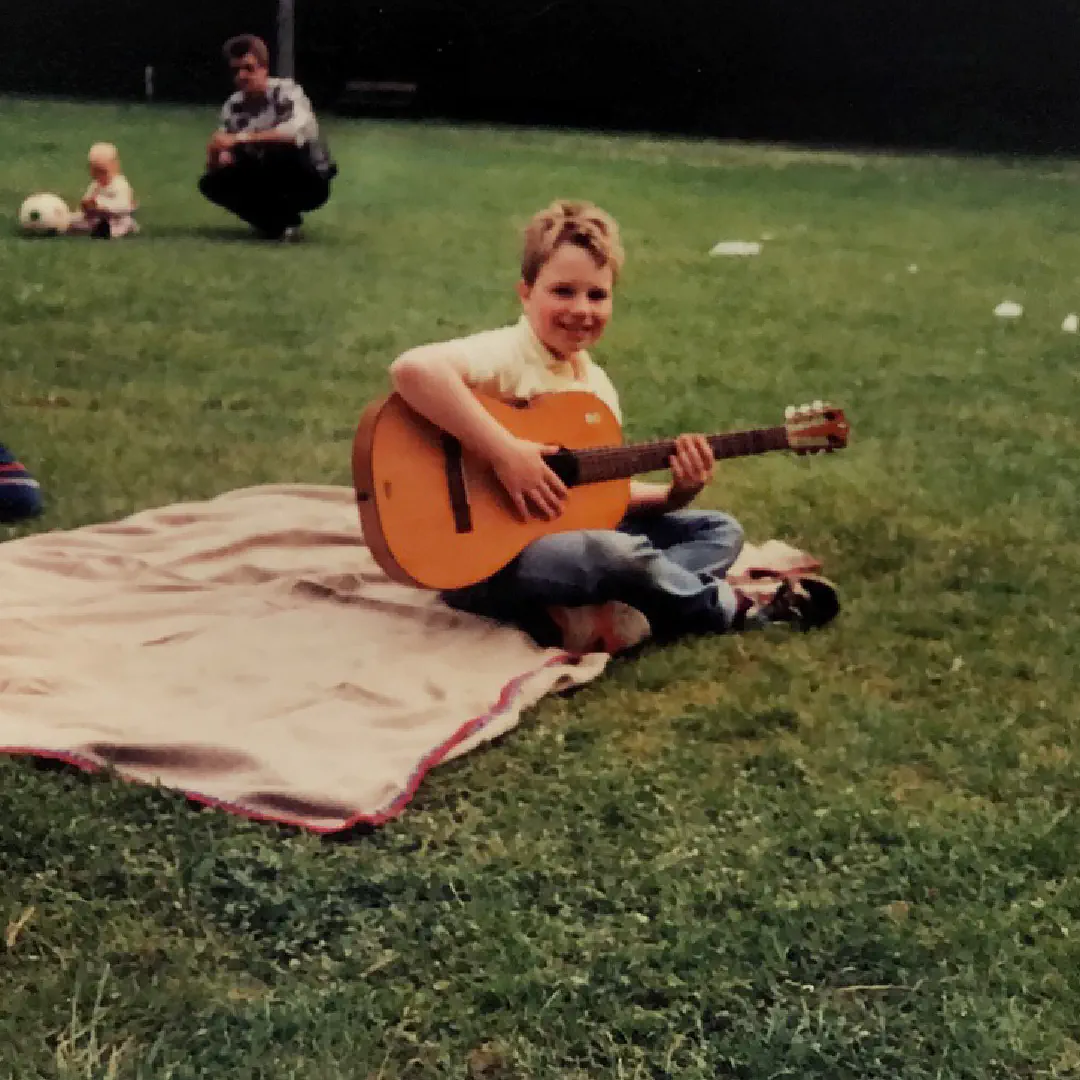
[{"left": 517, "top": 244, "right": 614, "bottom": 361}]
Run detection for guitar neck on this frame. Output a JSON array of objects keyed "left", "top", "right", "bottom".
[{"left": 572, "top": 427, "right": 790, "bottom": 484}]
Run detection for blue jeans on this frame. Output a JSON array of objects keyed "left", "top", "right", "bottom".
[{"left": 442, "top": 509, "right": 744, "bottom": 645}]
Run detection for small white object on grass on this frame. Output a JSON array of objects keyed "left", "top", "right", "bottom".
[
  {"left": 994, "top": 301, "right": 1023, "bottom": 319},
  {"left": 1062, "top": 314, "right": 1079, "bottom": 334},
  {"left": 709, "top": 240, "right": 762, "bottom": 257},
  {"left": 907, "top": 264, "right": 919, "bottom": 274}
]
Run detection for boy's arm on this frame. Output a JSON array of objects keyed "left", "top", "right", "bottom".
[
  {"left": 390, "top": 344, "right": 518, "bottom": 462},
  {"left": 628, "top": 480, "right": 684, "bottom": 514},
  {"left": 627, "top": 434, "right": 714, "bottom": 515},
  {"left": 389, "top": 345, "right": 568, "bottom": 520}
]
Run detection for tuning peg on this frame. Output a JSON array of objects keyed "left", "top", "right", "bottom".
[{"left": 785, "top": 405, "right": 795, "bottom": 420}]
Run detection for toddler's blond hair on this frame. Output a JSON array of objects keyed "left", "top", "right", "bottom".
[
  {"left": 521, "top": 200, "right": 624, "bottom": 286},
  {"left": 88, "top": 142, "right": 120, "bottom": 167}
]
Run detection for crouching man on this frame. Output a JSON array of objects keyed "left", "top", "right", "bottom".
[{"left": 198, "top": 34, "right": 338, "bottom": 241}]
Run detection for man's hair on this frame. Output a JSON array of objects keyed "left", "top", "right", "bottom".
[
  {"left": 521, "top": 200, "right": 625, "bottom": 286},
  {"left": 222, "top": 34, "right": 270, "bottom": 69}
]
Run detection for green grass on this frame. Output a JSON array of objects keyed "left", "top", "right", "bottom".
[{"left": 3, "top": 96, "right": 1080, "bottom": 1078}]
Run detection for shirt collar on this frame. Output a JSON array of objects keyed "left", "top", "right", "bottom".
[{"left": 516, "top": 315, "right": 585, "bottom": 379}]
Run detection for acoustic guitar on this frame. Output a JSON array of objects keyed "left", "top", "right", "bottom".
[{"left": 352, "top": 390, "right": 850, "bottom": 591}]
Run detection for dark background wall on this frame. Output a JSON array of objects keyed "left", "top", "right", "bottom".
[{"left": 2, "top": 0, "right": 1079, "bottom": 153}]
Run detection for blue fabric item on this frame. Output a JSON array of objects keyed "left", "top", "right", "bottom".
[{"left": 0, "top": 443, "right": 44, "bottom": 523}]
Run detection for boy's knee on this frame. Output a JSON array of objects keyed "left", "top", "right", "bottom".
[
  {"left": 582, "top": 529, "right": 649, "bottom": 567},
  {"left": 694, "top": 510, "right": 743, "bottom": 546},
  {"left": 716, "top": 512, "right": 744, "bottom": 550},
  {"left": 516, "top": 529, "right": 647, "bottom": 586},
  {"left": 668, "top": 508, "right": 743, "bottom": 548}
]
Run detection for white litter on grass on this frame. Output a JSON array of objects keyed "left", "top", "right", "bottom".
[
  {"left": 709, "top": 240, "right": 762, "bottom": 257},
  {"left": 907, "top": 264, "right": 919, "bottom": 274},
  {"left": 1062, "top": 314, "right": 1079, "bottom": 334},
  {"left": 994, "top": 301, "right": 1023, "bottom": 319}
]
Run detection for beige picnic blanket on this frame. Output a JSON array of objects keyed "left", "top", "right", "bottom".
[{"left": 0, "top": 484, "right": 819, "bottom": 832}]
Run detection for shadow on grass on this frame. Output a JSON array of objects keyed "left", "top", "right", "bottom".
[
  {"left": 6, "top": 223, "right": 259, "bottom": 244},
  {"left": 143, "top": 223, "right": 349, "bottom": 248},
  {"left": 138, "top": 223, "right": 260, "bottom": 243},
  {"left": 18, "top": 753, "right": 317, "bottom": 839}
]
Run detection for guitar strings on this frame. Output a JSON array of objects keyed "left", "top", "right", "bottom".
[{"left": 567, "top": 428, "right": 789, "bottom": 478}]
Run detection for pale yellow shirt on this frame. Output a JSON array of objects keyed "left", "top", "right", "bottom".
[{"left": 450, "top": 316, "right": 622, "bottom": 424}]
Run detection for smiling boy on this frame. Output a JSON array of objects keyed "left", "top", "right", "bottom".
[{"left": 388, "top": 200, "right": 838, "bottom": 653}]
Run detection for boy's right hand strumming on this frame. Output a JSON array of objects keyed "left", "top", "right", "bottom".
[
  {"left": 389, "top": 346, "right": 570, "bottom": 522},
  {"left": 491, "top": 436, "right": 568, "bottom": 521}
]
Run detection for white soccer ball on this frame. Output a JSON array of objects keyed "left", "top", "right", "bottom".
[{"left": 18, "top": 193, "right": 71, "bottom": 235}]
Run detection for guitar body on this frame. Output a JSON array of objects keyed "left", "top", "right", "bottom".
[{"left": 353, "top": 390, "right": 631, "bottom": 590}]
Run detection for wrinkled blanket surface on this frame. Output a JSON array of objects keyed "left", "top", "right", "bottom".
[{"left": 0, "top": 485, "right": 818, "bottom": 832}]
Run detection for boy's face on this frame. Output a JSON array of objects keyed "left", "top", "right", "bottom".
[{"left": 517, "top": 244, "right": 615, "bottom": 360}]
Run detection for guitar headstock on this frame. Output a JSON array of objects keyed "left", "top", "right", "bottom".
[{"left": 784, "top": 400, "right": 850, "bottom": 454}]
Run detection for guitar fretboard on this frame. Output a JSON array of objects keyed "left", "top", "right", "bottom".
[{"left": 571, "top": 427, "right": 790, "bottom": 484}]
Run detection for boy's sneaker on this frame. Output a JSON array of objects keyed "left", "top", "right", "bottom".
[
  {"left": 548, "top": 601, "right": 652, "bottom": 655},
  {"left": 90, "top": 218, "right": 111, "bottom": 239},
  {"left": 734, "top": 575, "right": 840, "bottom": 631}
]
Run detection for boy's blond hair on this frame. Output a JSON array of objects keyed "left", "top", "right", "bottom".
[{"left": 521, "top": 200, "right": 625, "bottom": 286}]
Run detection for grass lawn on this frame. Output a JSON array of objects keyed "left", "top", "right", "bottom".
[{"left": 2, "top": 96, "right": 1080, "bottom": 1078}]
